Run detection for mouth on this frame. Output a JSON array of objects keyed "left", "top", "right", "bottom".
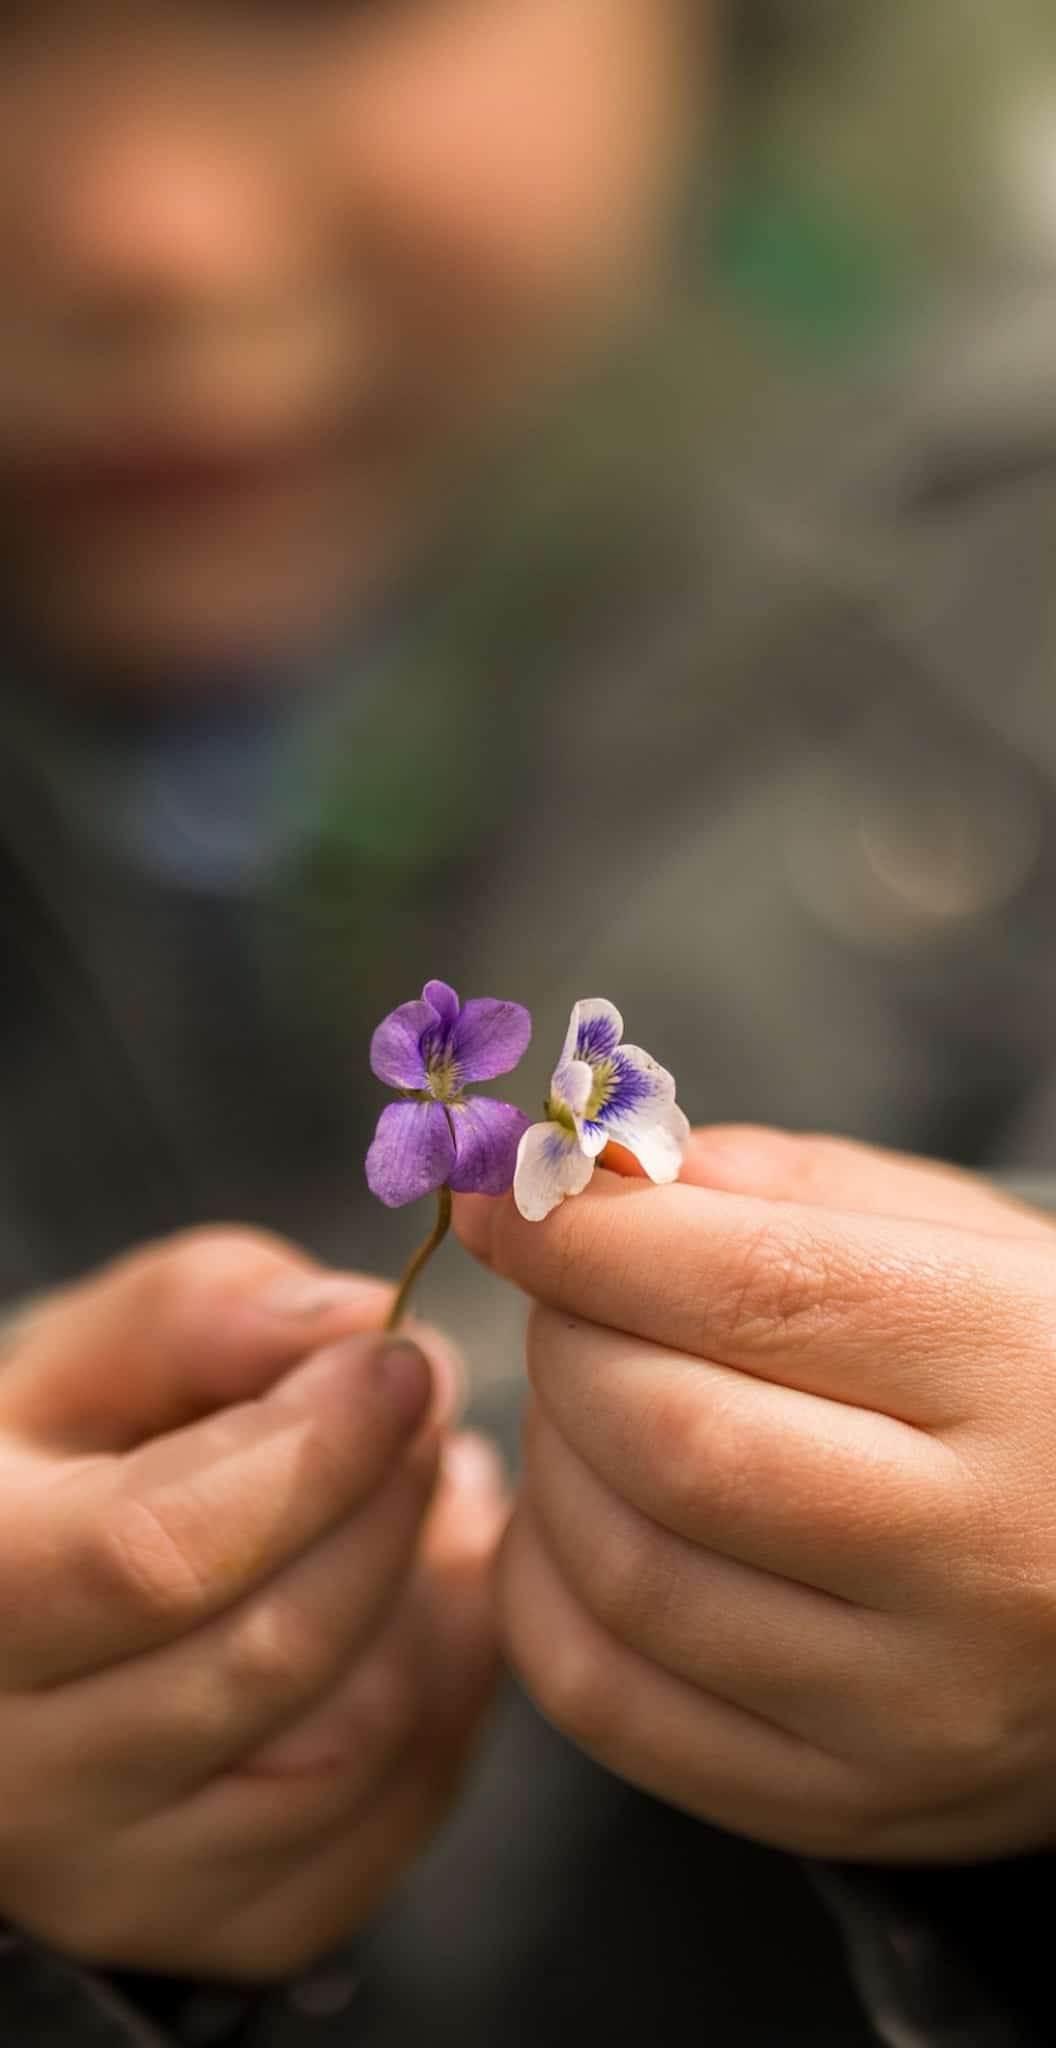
[{"left": 6, "top": 413, "right": 380, "bottom": 526}]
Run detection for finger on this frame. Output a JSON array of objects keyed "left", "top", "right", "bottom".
[
  {"left": 0, "top": 1333, "right": 438, "bottom": 1684},
  {"left": 50, "top": 1471, "right": 507, "bottom": 1967},
  {"left": 524, "top": 1404, "right": 917, "bottom": 1753},
  {"left": 498, "top": 1503, "right": 862, "bottom": 1860},
  {"left": 22, "top": 1433, "right": 506, "bottom": 1820},
  {"left": 456, "top": 1173, "right": 1042, "bottom": 1423},
  {"left": 236, "top": 1437, "right": 505, "bottom": 1795},
  {"left": 677, "top": 1127, "right": 1056, "bottom": 1237},
  {"left": 28, "top": 1452, "right": 438, "bottom": 1815},
  {"left": 0, "top": 1226, "right": 463, "bottom": 1452},
  {"left": 19, "top": 1698, "right": 473, "bottom": 1980},
  {"left": 170, "top": 1729, "right": 477, "bottom": 1982},
  {"left": 525, "top": 1307, "right": 963, "bottom": 1606}
]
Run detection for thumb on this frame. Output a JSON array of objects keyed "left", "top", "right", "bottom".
[
  {"left": 668, "top": 1126, "right": 1055, "bottom": 1237},
  {"left": 0, "top": 1228, "right": 459, "bottom": 1453}
]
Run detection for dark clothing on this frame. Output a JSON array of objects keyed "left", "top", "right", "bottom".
[{"left": 3, "top": 284, "right": 1056, "bottom": 2043}]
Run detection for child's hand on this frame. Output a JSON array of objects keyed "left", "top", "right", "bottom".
[
  {"left": 0, "top": 1229, "right": 505, "bottom": 1978},
  {"left": 457, "top": 1130, "right": 1056, "bottom": 1862}
]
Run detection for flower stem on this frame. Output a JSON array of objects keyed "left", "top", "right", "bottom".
[{"left": 385, "top": 1186, "right": 453, "bottom": 1333}]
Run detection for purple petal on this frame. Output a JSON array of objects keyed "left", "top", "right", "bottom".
[
  {"left": 365, "top": 1101, "right": 455, "bottom": 1208},
  {"left": 450, "top": 999, "right": 532, "bottom": 1084},
  {"left": 446, "top": 1098, "right": 532, "bottom": 1195},
  {"left": 422, "top": 981, "right": 461, "bottom": 1032},
  {"left": 370, "top": 999, "right": 438, "bottom": 1089}
]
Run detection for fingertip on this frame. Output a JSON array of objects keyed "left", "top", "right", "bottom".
[
  {"left": 427, "top": 1432, "right": 511, "bottom": 1572},
  {"left": 599, "top": 1141, "right": 649, "bottom": 1180},
  {"left": 406, "top": 1321, "right": 467, "bottom": 1428},
  {"left": 442, "top": 1430, "right": 509, "bottom": 1507},
  {"left": 451, "top": 1193, "right": 499, "bottom": 1264}
]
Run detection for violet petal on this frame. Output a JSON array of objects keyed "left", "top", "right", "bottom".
[
  {"left": 447, "top": 1098, "right": 532, "bottom": 1196},
  {"left": 370, "top": 999, "right": 438, "bottom": 1089},
  {"left": 365, "top": 1101, "right": 456, "bottom": 1208},
  {"left": 422, "top": 981, "right": 461, "bottom": 1032},
  {"left": 450, "top": 999, "right": 533, "bottom": 1084}
]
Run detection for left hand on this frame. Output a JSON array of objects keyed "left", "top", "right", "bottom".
[{"left": 456, "top": 1129, "right": 1056, "bottom": 1862}]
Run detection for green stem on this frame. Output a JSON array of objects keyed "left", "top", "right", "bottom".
[{"left": 384, "top": 1186, "right": 453, "bottom": 1333}]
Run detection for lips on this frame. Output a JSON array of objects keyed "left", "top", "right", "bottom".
[{"left": 11, "top": 421, "right": 345, "bottom": 521}]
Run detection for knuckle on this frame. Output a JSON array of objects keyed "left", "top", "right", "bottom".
[
  {"left": 640, "top": 1391, "right": 721, "bottom": 1532},
  {"left": 341, "top": 1652, "right": 420, "bottom": 1762},
  {"left": 160, "top": 1223, "right": 294, "bottom": 1274},
  {"left": 580, "top": 1522, "right": 659, "bottom": 1641},
  {"left": 89, "top": 1490, "right": 211, "bottom": 1636},
  {"left": 224, "top": 1599, "right": 335, "bottom": 1708},
  {"left": 118, "top": 1226, "right": 301, "bottom": 1330},
  {"left": 711, "top": 1219, "right": 839, "bottom": 1358},
  {"left": 529, "top": 1621, "right": 620, "bottom": 1754}
]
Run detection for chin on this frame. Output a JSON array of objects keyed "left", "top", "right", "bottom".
[{"left": 17, "top": 524, "right": 402, "bottom": 691}]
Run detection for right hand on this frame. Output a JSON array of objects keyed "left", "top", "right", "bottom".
[{"left": 0, "top": 1228, "right": 506, "bottom": 1980}]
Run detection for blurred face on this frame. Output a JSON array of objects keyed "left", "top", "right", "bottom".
[{"left": 0, "top": 0, "right": 699, "bottom": 680}]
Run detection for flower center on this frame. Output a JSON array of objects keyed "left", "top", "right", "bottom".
[
  {"left": 426, "top": 1055, "right": 460, "bottom": 1103},
  {"left": 582, "top": 1055, "right": 616, "bottom": 1122},
  {"left": 544, "top": 1094, "right": 579, "bottom": 1139}
]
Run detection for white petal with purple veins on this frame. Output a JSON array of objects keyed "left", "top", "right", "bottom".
[
  {"left": 513, "top": 1121, "right": 596, "bottom": 1222},
  {"left": 618, "top": 1044, "right": 679, "bottom": 1096},
  {"left": 602, "top": 1094, "right": 691, "bottom": 1184},
  {"left": 551, "top": 1057, "right": 593, "bottom": 1120},
  {"left": 447, "top": 1098, "right": 532, "bottom": 1196},
  {"left": 365, "top": 1101, "right": 456, "bottom": 1208},
  {"left": 559, "top": 998, "right": 624, "bottom": 1071}
]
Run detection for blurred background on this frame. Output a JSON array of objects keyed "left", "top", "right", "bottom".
[
  {"left": 2, "top": 10, "right": 1056, "bottom": 2045},
  {"left": 1, "top": 0, "right": 1055, "bottom": 1380}
]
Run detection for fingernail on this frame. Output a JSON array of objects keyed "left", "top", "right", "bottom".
[
  {"left": 443, "top": 1431, "right": 507, "bottom": 1500},
  {"left": 374, "top": 1339, "right": 433, "bottom": 1432},
  {"left": 258, "top": 1272, "right": 379, "bottom": 1321}
]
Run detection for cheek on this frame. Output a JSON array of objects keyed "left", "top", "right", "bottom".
[{"left": 320, "top": 1, "right": 699, "bottom": 338}]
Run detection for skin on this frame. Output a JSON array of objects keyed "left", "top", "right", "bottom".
[
  {"left": 0, "top": 0, "right": 697, "bottom": 680},
  {"left": 0, "top": 1229, "right": 506, "bottom": 1977},
  {"left": 456, "top": 1129, "right": 1056, "bottom": 1864}
]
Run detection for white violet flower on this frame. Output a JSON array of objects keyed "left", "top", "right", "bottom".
[{"left": 513, "top": 998, "right": 690, "bottom": 1222}]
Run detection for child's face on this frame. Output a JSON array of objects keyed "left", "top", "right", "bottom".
[{"left": 0, "top": 1, "right": 699, "bottom": 680}]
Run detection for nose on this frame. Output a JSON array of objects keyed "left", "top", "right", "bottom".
[{"left": 16, "top": 59, "right": 296, "bottom": 316}]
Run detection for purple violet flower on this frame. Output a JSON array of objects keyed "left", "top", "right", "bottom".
[
  {"left": 366, "top": 979, "right": 532, "bottom": 1209},
  {"left": 513, "top": 998, "right": 689, "bottom": 1222}
]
